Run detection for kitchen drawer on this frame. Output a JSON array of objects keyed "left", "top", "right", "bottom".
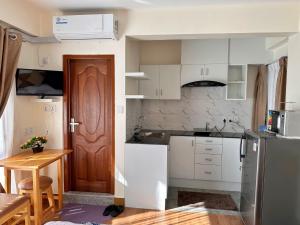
[
  {"left": 195, "top": 154, "right": 222, "bottom": 165},
  {"left": 195, "top": 164, "right": 221, "bottom": 181},
  {"left": 196, "top": 137, "right": 222, "bottom": 145},
  {"left": 196, "top": 144, "right": 223, "bottom": 155}
]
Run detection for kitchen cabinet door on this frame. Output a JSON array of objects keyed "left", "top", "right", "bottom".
[
  {"left": 169, "top": 136, "right": 195, "bottom": 179},
  {"left": 181, "top": 64, "right": 204, "bottom": 86},
  {"left": 139, "top": 65, "right": 160, "bottom": 99},
  {"left": 203, "top": 64, "right": 228, "bottom": 83},
  {"left": 159, "top": 65, "right": 181, "bottom": 99},
  {"left": 181, "top": 39, "right": 229, "bottom": 64},
  {"left": 222, "top": 138, "right": 242, "bottom": 183}
]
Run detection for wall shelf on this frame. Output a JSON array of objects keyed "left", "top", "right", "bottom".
[
  {"left": 226, "top": 65, "right": 247, "bottom": 100},
  {"left": 125, "top": 95, "right": 145, "bottom": 99},
  {"left": 125, "top": 72, "right": 149, "bottom": 80}
]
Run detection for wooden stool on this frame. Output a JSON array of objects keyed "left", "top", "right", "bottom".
[
  {"left": 0, "top": 193, "right": 31, "bottom": 225},
  {"left": 18, "top": 176, "right": 55, "bottom": 219}
]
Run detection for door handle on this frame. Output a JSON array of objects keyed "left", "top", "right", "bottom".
[{"left": 70, "top": 118, "right": 80, "bottom": 133}]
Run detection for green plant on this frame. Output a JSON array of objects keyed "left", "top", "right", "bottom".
[{"left": 20, "top": 136, "right": 48, "bottom": 149}]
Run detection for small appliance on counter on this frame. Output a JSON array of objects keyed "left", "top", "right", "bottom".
[{"left": 267, "top": 110, "right": 300, "bottom": 137}]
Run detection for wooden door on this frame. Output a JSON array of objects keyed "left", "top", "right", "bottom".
[
  {"left": 159, "top": 65, "right": 181, "bottom": 100},
  {"left": 64, "top": 55, "right": 114, "bottom": 194},
  {"left": 139, "top": 65, "right": 160, "bottom": 99}
]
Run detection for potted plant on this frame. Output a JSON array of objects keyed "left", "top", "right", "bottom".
[{"left": 21, "top": 136, "right": 48, "bottom": 153}]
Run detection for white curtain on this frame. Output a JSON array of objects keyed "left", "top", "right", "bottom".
[
  {"left": 267, "top": 61, "right": 280, "bottom": 112},
  {"left": 0, "top": 86, "right": 15, "bottom": 159}
]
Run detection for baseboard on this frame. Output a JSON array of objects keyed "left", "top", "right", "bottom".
[
  {"left": 169, "top": 178, "right": 241, "bottom": 192},
  {"left": 114, "top": 197, "right": 125, "bottom": 206}
]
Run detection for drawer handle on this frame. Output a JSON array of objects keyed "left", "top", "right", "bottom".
[
  {"left": 205, "top": 140, "right": 213, "bottom": 143},
  {"left": 205, "top": 158, "right": 213, "bottom": 162},
  {"left": 205, "top": 148, "right": 213, "bottom": 151},
  {"left": 204, "top": 171, "right": 212, "bottom": 175}
]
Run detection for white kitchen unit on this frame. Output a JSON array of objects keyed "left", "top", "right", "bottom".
[
  {"left": 125, "top": 143, "right": 168, "bottom": 210},
  {"left": 181, "top": 64, "right": 228, "bottom": 86},
  {"left": 169, "top": 136, "right": 195, "bottom": 179},
  {"left": 222, "top": 138, "right": 243, "bottom": 183},
  {"left": 181, "top": 39, "right": 229, "bottom": 64},
  {"left": 169, "top": 136, "right": 242, "bottom": 192},
  {"left": 139, "top": 65, "right": 181, "bottom": 99}
]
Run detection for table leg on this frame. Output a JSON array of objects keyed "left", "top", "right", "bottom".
[
  {"left": 4, "top": 168, "right": 11, "bottom": 193},
  {"left": 32, "top": 169, "right": 41, "bottom": 225},
  {"left": 57, "top": 157, "right": 63, "bottom": 210}
]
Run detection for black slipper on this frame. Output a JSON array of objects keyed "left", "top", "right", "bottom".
[
  {"left": 103, "top": 205, "right": 115, "bottom": 216},
  {"left": 110, "top": 205, "right": 124, "bottom": 217}
]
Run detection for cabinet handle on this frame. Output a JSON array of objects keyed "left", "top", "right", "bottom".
[
  {"left": 205, "top": 158, "right": 213, "bottom": 162},
  {"left": 156, "top": 89, "right": 158, "bottom": 96},
  {"left": 160, "top": 89, "right": 163, "bottom": 96},
  {"left": 205, "top": 67, "right": 209, "bottom": 75},
  {"left": 204, "top": 171, "right": 212, "bottom": 175},
  {"left": 192, "top": 140, "right": 194, "bottom": 147},
  {"left": 205, "top": 140, "right": 213, "bottom": 143},
  {"left": 201, "top": 68, "right": 204, "bottom": 76},
  {"left": 205, "top": 148, "right": 213, "bottom": 151}
]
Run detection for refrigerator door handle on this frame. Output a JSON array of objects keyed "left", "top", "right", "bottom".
[{"left": 240, "top": 136, "right": 246, "bottom": 162}]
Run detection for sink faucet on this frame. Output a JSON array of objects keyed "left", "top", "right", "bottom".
[{"left": 205, "top": 122, "right": 210, "bottom": 131}]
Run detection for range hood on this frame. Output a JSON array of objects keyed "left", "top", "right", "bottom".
[{"left": 182, "top": 80, "right": 226, "bottom": 87}]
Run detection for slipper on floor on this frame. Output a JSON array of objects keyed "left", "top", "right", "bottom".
[
  {"left": 102, "top": 205, "right": 115, "bottom": 216},
  {"left": 110, "top": 205, "right": 124, "bottom": 217}
]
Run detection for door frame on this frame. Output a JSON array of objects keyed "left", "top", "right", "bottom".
[{"left": 63, "top": 55, "right": 115, "bottom": 193}]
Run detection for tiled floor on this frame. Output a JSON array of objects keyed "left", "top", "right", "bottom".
[{"left": 166, "top": 187, "right": 241, "bottom": 215}]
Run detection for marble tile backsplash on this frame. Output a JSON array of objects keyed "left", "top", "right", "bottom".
[{"left": 141, "top": 87, "right": 253, "bottom": 132}]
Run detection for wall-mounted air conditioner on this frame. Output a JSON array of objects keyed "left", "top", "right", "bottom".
[{"left": 53, "top": 14, "right": 118, "bottom": 40}]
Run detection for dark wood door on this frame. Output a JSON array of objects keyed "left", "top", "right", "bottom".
[{"left": 64, "top": 55, "right": 114, "bottom": 194}]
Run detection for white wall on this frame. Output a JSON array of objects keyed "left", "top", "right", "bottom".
[{"left": 126, "top": 4, "right": 299, "bottom": 38}]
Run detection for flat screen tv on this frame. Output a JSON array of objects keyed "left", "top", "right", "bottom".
[{"left": 16, "top": 69, "right": 63, "bottom": 97}]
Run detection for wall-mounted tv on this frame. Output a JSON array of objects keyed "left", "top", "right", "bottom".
[{"left": 16, "top": 69, "right": 63, "bottom": 97}]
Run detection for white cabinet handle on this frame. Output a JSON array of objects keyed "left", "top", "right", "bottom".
[
  {"left": 192, "top": 140, "right": 194, "bottom": 147},
  {"left": 204, "top": 171, "right": 212, "bottom": 175},
  {"left": 160, "top": 89, "right": 163, "bottom": 96},
  {"left": 205, "top": 140, "right": 213, "bottom": 143},
  {"left": 201, "top": 68, "right": 204, "bottom": 76},
  {"left": 205, "top": 158, "right": 213, "bottom": 162},
  {"left": 205, "top": 67, "right": 209, "bottom": 76},
  {"left": 156, "top": 89, "right": 158, "bottom": 96},
  {"left": 205, "top": 148, "right": 213, "bottom": 151}
]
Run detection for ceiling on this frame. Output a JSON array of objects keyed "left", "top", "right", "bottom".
[{"left": 30, "top": 0, "right": 300, "bottom": 10}]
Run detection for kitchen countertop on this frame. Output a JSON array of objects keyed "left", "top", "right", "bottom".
[{"left": 126, "top": 129, "right": 244, "bottom": 145}]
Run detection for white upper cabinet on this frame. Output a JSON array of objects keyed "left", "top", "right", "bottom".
[
  {"left": 203, "top": 64, "right": 228, "bottom": 83},
  {"left": 139, "top": 65, "right": 181, "bottom": 100},
  {"left": 139, "top": 65, "right": 160, "bottom": 99},
  {"left": 229, "top": 38, "right": 273, "bottom": 64},
  {"left": 181, "top": 39, "right": 229, "bottom": 64},
  {"left": 159, "top": 65, "right": 181, "bottom": 99},
  {"left": 222, "top": 138, "right": 242, "bottom": 183},
  {"left": 181, "top": 64, "right": 203, "bottom": 86}
]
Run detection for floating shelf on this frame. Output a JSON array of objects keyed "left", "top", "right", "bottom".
[
  {"left": 125, "top": 95, "right": 145, "bottom": 99},
  {"left": 125, "top": 72, "right": 149, "bottom": 80}
]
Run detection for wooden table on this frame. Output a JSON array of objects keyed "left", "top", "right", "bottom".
[{"left": 0, "top": 149, "right": 73, "bottom": 225}]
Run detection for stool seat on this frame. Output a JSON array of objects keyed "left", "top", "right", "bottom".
[
  {"left": 18, "top": 176, "right": 53, "bottom": 190},
  {"left": 0, "top": 193, "right": 30, "bottom": 218}
]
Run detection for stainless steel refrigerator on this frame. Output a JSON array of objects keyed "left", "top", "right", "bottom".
[{"left": 240, "top": 130, "right": 300, "bottom": 225}]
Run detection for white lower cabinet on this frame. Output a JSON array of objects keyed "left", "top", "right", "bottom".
[
  {"left": 222, "top": 138, "right": 242, "bottom": 183},
  {"left": 169, "top": 136, "right": 242, "bottom": 191},
  {"left": 195, "top": 164, "right": 222, "bottom": 181},
  {"left": 169, "top": 136, "right": 195, "bottom": 179},
  {"left": 125, "top": 143, "right": 168, "bottom": 210}
]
